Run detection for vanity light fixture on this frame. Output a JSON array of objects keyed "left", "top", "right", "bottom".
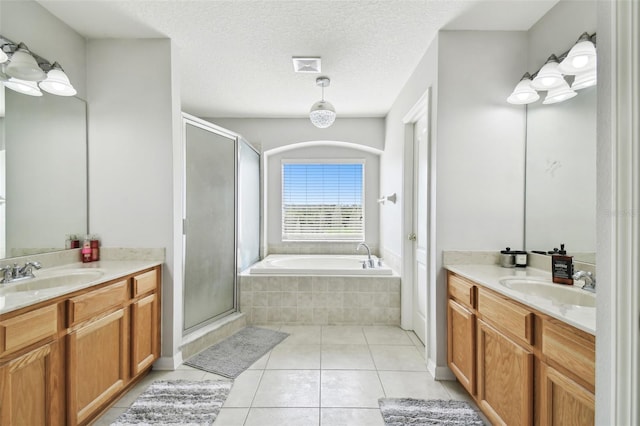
[
  {"left": 507, "top": 73, "right": 540, "bottom": 104},
  {"left": 530, "top": 55, "right": 564, "bottom": 90},
  {"left": 5, "top": 43, "right": 46, "bottom": 81},
  {"left": 0, "top": 45, "right": 8, "bottom": 64},
  {"left": 542, "top": 79, "right": 577, "bottom": 104},
  {"left": 39, "top": 62, "right": 77, "bottom": 96},
  {"left": 4, "top": 77, "right": 43, "bottom": 97},
  {"left": 0, "top": 35, "right": 76, "bottom": 98},
  {"left": 507, "top": 31, "right": 596, "bottom": 106},
  {"left": 571, "top": 67, "right": 597, "bottom": 90},
  {"left": 309, "top": 76, "right": 336, "bottom": 128},
  {"left": 558, "top": 32, "right": 596, "bottom": 74}
]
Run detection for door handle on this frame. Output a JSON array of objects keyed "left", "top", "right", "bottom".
[{"left": 408, "top": 233, "right": 416, "bottom": 241}]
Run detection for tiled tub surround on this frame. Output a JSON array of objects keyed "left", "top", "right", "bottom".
[{"left": 239, "top": 274, "right": 401, "bottom": 325}]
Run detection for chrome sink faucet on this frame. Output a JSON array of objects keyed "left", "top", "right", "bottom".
[
  {"left": 357, "top": 242, "right": 375, "bottom": 268},
  {"left": 0, "top": 261, "right": 42, "bottom": 284},
  {"left": 572, "top": 270, "right": 596, "bottom": 293}
]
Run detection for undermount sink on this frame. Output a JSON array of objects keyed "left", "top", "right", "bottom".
[
  {"left": 499, "top": 277, "right": 596, "bottom": 308},
  {"left": 0, "top": 269, "right": 105, "bottom": 295}
]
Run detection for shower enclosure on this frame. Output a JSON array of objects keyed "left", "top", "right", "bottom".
[{"left": 182, "top": 114, "right": 260, "bottom": 333}]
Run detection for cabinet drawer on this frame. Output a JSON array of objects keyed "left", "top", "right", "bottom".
[
  {"left": 448, "top": 273, "right": 476, "bottom": 309},
  {"left": 133, "top": 269, "right": 158, "bottom": 297},
  {"left": 68, "top": 280, "right": 128, "bottom": 326},
  {"left": 542, "top": 319, "right": 595, "bottom": 389},
  {"left": 477, "top": 287, "right": 534, "bottom": 345},
  {"left": 0, "top": 304, "right": 58, "bottom": 356}
]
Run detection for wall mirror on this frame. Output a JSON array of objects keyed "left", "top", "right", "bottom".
[
  {"left": 0, "top": 88, "right": 88, "bottom": 259},
  {"left": 524, "top": 84, "right": 596, "bottom": 264}
]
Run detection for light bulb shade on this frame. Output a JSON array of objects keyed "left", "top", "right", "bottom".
[
  {"left": 309, "top": 100, "right": 336, "bottom": 128},
  {"left": 0, "top": 63, "right": 10, "bottom": 82},
  {"left": 558, "top": 40, "right": 596, "bottom": 74},
  {"left": 39, "top": 63, "right": 77, "bottom": 96},
  {"left": 571, "top": 68, "right": 597, "bottom": 90},
  {"left": 4, "top": 78, "right": 43, "bottom": 96},
  {"left": 531, "top": 57, "right": 565, "bottom": 90},
  {"left": 542, "top": 80, "right": 577, "bottom": 104},
  {"left": 6, "top": 45, "right": 46, "bottom": 81},
  {"left": 507, "top": 77, "right": 540, "bottom": 104}
]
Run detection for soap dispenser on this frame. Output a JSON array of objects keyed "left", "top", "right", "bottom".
[{"left": 551, "top": 243, "right": 573, "bottom": 285}]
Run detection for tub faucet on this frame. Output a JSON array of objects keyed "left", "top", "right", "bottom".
[
  {"left": 572, "top": 270, "right": 596, "bottom": 293},
  {"left": 357, "top": 242, "right": 375, "bottom": 268}
]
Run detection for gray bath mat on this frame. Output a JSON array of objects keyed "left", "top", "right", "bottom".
[
  {"left": 111, "top": 379, "right": 232, "bottom": 425},
  {"left": 379, "top": 398, "right": 485, "bottom": 425},
  {"left": 184, "top": 326, "right": 289, "bottom": 378}
]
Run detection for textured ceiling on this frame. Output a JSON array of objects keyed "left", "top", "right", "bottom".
[{"left": 37, "top": 0, "right": 557, "bottom": 118}]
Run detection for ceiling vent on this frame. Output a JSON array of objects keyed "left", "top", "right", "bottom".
[{"left": 292, "top": 57, "right": 321, "bottom": 73}]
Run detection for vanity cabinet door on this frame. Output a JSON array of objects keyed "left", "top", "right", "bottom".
[
  {"left": 539, "top": 363, "right": 594, "bottom": 426},
  {"left": 67, "top": 308, "right": 129, "bottom": 426},
  {"left": 447, "top": 299, "right": 476, "bottom": 395},
  {"left": 0, "top": 339, "right": 65, "bottom": 426},
  {"left": 477, "top": 319, "right": 533, "bottom": 426},
  {"left": 131, "top": 292, "right": 159, "bottom": 376}
]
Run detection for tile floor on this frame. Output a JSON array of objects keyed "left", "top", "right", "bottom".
[{"left": 93, "top": 325, "right": 484, "bottom": 426}]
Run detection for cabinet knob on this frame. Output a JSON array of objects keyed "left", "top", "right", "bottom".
[{"left": 408, "top": 233, "right": 417, "bottom": 241}]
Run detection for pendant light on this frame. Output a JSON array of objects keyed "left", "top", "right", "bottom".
[
  {"left": 39, "top": 62, "right": 77, "bottom": 96},
  {"left": 309, "top": 76, "right": 336, "bottom": 128},
  {"left": 507, "top": 73, "right": 540, "bottom": 104},
  {"left": 5, "top": 43, "right": 46, "bottom": 81}
]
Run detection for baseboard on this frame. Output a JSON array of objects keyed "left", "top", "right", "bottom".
[
  {"left": 153, "top": 352, "right": 184, "bottom": 371},
  {"left": 427, "top": 359, "right": 456, "bottom": 381}
]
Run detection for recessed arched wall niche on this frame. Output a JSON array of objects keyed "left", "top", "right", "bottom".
[{"left": 264, "top": 140, "right": 381, "bottom": 256}]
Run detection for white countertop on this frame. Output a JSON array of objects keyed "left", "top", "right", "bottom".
[
  {"left": 0, "top": 260, "right": 163, "bottom": 315},
  {"left": 445, "top": 264, "right": 595, "bottom": 335}
]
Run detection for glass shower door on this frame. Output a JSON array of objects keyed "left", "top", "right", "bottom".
[{"left": 183, "top": 121, "right": 236, "bottom": 332}]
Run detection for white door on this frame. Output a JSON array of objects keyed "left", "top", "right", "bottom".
[{"left": 412, "top": 114, "right": 429, "bottom": 344}]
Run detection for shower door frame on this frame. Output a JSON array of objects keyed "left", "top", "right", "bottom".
[{"left": 181, "top": 113, "right": 239, "bottom": 334}]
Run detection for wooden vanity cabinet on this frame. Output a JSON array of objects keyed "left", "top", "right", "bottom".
[
  {"left": 0, "top": 338, "right": 65, "bottom": 425},
  {"left": 0, "top": 265, "right": 161, "bottom": 426},
  {"left": 131, "top": 269, "right": 160, "bottom": 376},
  {"left": 539, "top": 319, "right": 595, "bottom": 425},
  {"left": 447, "top": 274, "right": 477, "bottom": 395},
  {"left": 477, "top": 318, "right": 533, "bottom": 426},
  {"left": 446, "top": 271, "right": 595, "bottom": 426},
  {"left": 0, "top": 303, "right": 64, "bottom": 425}
]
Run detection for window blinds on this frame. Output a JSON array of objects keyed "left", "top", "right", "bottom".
[{"left": 282, "top": 162, "right": 364, "bottom": 241}]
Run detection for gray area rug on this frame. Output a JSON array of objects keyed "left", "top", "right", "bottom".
[
  {"left": 111, "top": 379, "right": 232, "bottom": 425},
  {"left": 184, "top": 326, "right": 289, "bottom": 378},
  {"left": 379, "top": 398, "right": 485, "bottom": 425}
]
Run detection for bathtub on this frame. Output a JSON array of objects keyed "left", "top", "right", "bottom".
[{"left": 249, "top": 254, "right": 394, "bottom": 276}]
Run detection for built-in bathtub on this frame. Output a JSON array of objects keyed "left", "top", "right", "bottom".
[
  {"left": 240, "top": 254, "right": 400, "bottom": 326},
  {"left": 249, "top": 254, "right": 394, "bottom": 275}
]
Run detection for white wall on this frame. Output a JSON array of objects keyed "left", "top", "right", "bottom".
[
  {"left": 265, "top": 145, "right": 380, "bottom": 254},
  {"left": 381, "top": 37, "right": 439, "bottom": 269},
  {"left": 381, "top": 30, "right": 527, "bottom": 374},
  {"left": 86, "top": 39, "right": 179, "bottom": 359},
  {"left": 209, "top": 117, "right": 385, "bottom": 152}
]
